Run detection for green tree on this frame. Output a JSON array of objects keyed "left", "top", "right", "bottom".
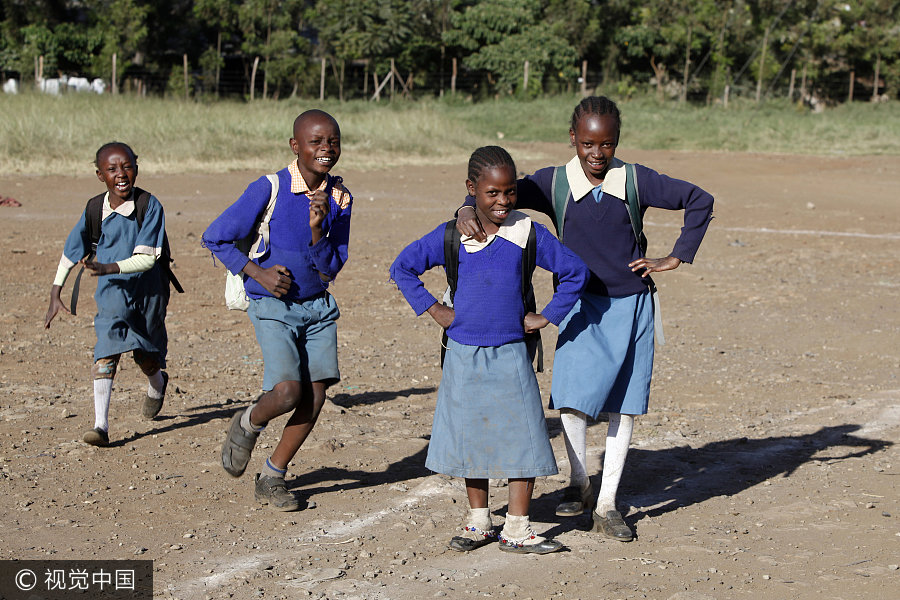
[{"left": 194, "top": 0, "right": 237, "bottom": 97}]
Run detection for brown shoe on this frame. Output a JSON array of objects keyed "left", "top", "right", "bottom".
[
  {"left": 591, "top": 510, "right": 633, "bottom": 541},
  {"left": 83, "top": 428, "right": 109, "bottom": 447},
  {"left": 556, "top": 481, "right": 594, "bottom": 517},
  {"left": 254, "top": 473, "right": 300, "bottom": 511},
  {"left": 141, "top": 371, "right": 168, "bottom": 420}
]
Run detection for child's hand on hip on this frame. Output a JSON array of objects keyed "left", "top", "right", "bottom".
[
  {"left": 629, "top": 256, "right": 682, "bottom": 277},
  {"left": 524, "top": 312, "right": 550, "bottom": 333},
  {"left": 426, "top": 303, "right": 455, "bottom": 330}
]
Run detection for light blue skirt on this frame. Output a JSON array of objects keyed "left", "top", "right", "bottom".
[
  {"left": 549, "top": 290, "right": 654, "bottom": 417},
  {"left": 426, "top": 339, "right": 558, "bottom": 479}
]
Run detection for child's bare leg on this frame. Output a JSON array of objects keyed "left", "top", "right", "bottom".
[
  {"left": 266, "top": 381, "right": 327, "bottom": 470},
  {"left": 507, "top": 478, "right": 534, "bottom": 516},
  {"left": 465, "top": 478, "right": 489, "bottom": 508},
  {"left": 449, "top": 479, "right": 494, "bottom": 552}
]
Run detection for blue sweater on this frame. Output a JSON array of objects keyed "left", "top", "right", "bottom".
[
  {"left": 465, "top": 163, "right": 714, "bottom": 297},
  {"left": 390, "top": 220, "right": 589, "bottom": 347},
  {"left": 202, "top": 169, "right": 352, "bottom": 303}
]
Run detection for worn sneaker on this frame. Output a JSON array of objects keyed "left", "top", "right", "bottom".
[
  {"left": 556, "top": 481, "right": 595, "bottom": 517},
  {"left": 254, "top": 473, "right": 301, "bottom": 511},
  {"left": 83, "top": 428, "right": 109, "bottom": 447},
  {"left": 221, "top": 407, "right": 259, "bottom": 477}
]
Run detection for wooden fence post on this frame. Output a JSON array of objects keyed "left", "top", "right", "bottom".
[
  {"left": 756, "top": 26, "right": 770, "bottom": 103},
  {"left": 800, "top": 63, "right": 807, "bottom": 99},
  {"left": 372, "top": 71, "right": 380, "bottom": 101},
  {"left": 723, "top": 84, "right": 730, "bottom": 109},
  {"left": 390, "top": 58, "right": 395, "bottom": 101},
  {"left": 788, "top": 68, "right": 796, "bottom": 101},
  {"left": 848, "top": 70, "right": 855, "bottom": 103},
  {"left": 581, "top": 60, "right": 588, "bottom": 96},
  {"left": 112, "top": 53, "right": 117, "bottom": 95},
  {"left": 523, "top": 60, "right": 529, "bottom": 93},
  {"left": 320, "top": 57, "right": 326, "bottom": 101},
  {"left": 250, "top": 56, "right": 259, "bottom": 101},
  {"left": 183, "top": 54, "right": 189, "bottom": 100},
  {"left": 872, "top": 53, "right": 881, "bottom": 102},
  {"left": 451, "top": 58, "right": 457, "bottom": 95}
]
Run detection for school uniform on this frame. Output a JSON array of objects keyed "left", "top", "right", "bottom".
[
  {"left": 475, "top": 157, "right": 714, "bottom": 418},
  {"left": 60, "top": 193, "right": 169, "bottom": 365},
  {"left": 202, "top": 162, "right": 352, "bottom": 389},
  {"left": 390, "top": 211, "right": 589, "bottom": 479}
]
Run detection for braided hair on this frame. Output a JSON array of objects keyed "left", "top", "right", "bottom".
[
  {"left": 467, "top": 145, "right": 516, "bottom": 185},
  {"left": 95, "top": 142, "right": 138, "bottom": 167},
  {"left": 570, "top": 96, "right": 621, "bottom": 136}
]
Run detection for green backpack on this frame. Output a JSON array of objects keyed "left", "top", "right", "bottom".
[{"left": 550, "top": 163, "right": 665, "bottom": 345}]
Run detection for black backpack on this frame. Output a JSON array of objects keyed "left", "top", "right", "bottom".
[
  {"left": 441, "top": 218, "right": 543, "bottom": 372},
  {"left": 70, "top": 188, "right": 183, "bottom": 315}
]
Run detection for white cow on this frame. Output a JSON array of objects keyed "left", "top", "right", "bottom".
[
  {"left": 38, "top": 76, "right": 65, "bottom": 95},
  {"left": 91, "top": 78, "right": 106, "bottom": 94},
  {"left": 2, "top": 78, "right": 17, "bottom": 94},
  {"left": 67, "top": 77, "right": 92, "bottom": 92}
]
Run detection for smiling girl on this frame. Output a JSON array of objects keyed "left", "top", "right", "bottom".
[
  {"left": 45, "top": 142, "right": 173, "bottom": 446},
  {"left": 390, "top": 146, "right": 588, "bottom": 554},
  {"left": 457, "top": 97, "right": 715, "bottom": 542}
]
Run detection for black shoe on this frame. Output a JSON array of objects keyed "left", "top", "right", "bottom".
[
  {"left": 141, "top": 371, "right": 168, "bottom": 419},
  {"left": 556, "top": 481, "right": 595, "bottom": 517},
  {"left": 83, "top": 428, "right": 109, "bottom": 447},
  {"left": 591, "top": 510, "right": 634, "bottom": 541},
  {"left": 254, "top": 473, "right": 301, "bottom": 511},
  {"left": 498, "top": 536, "right": 563, "bottom": 554}
]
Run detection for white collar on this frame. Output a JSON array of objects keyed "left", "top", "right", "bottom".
[
  {"left": 565, "top": 155, "right": 626, "bottom": 202},
  {"left": 102, "top": 192, "right": 136, "bottom": 221},
  {"left": 461, "top": 210, "right": 532, "bottom": 253}
]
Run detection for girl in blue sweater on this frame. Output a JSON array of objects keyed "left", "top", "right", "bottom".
[
  {"left": 457, "top": 97, "right": 714, "bottom": 542},
  {"left": 391, "top": 146, "right": 589, "bottom": 555}
]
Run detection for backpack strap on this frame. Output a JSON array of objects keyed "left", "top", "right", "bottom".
[
  {"left": 522, "top": 222, "right": 543, "bottom": 372},
  {"left": 70, "top": 193, "right": 105, "bottom": 315},
  {"left": 440, "top": 219, "right": 461, "bottom": 368},
  {"left": 247, "top": 174, "right": 280, "bottom": 260},
  {"left": 134, "top": 188, "right": 184, "bottom": 294},
  {"left": 551, "top": 166, "right": 571, "bottom": 242},
  {"left": 623, "top": 163, "right": 664, "bottom": 345}
]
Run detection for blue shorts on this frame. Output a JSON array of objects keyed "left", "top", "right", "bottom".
[{"left": 248, "top": 292, "right": 341, "bottom": 391}]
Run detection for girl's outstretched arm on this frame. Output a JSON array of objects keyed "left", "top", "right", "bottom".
[{"left": 629, "top": 255, "right": 682, "bottom": 277}]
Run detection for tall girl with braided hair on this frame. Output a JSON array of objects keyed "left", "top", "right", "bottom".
[
  {"left": 391, "top": 146, "right": 588, "bottom": 554},
  {"left": 457, "top": 97, "right": 714, "bottom": 541}
]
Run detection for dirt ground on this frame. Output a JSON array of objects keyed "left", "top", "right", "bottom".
[{"left": 2, "top": 143, "right": 900, "bottom": 600}]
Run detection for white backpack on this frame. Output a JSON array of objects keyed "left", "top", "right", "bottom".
[{"left": 225, "top": 174, "right": 279, "bottom": 311}]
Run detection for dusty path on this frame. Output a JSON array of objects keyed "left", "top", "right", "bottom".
[{"left": 1, "top": 144, "right": 899, "bottom": 600}]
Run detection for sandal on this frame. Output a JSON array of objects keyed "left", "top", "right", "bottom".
[
  {"left": 221, "top": 407, "right": 259, "bottom": 478},
  {"left": 448, "top": 526, "right": 496, "bottom": 552}
]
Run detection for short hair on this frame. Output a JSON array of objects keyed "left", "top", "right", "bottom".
[
  {"left": 570, "top": 96, "right": 621, "bottom": 135},
  {"left": 95, "top": 142, "right": 137, "bottom": 167},
  {"left": 467, "top": 146, "right": 516, "bottom": 185},
  {"left": 293, "top": 109, "right": 339, "bottom": 135}
]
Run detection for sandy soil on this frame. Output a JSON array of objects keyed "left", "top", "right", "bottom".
[{"left": 2, "top": 143, "right": 900, "bottom": 600}]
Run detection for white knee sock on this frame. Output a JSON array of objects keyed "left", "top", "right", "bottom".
[
  {"left": 93, "top": 379, "right": 114, "bottom": 432},
  {"left": 147, "top": 371, "right": 165, "bottom": 400},
  {"left": 596, "top": 413, "right": 634, "bottom": 514},
  {"left": 560, "top": 408, "right": 589, "bottom": 489}
]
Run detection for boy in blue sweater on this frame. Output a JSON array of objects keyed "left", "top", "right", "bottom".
[
  {"left": 203, "top": 110, "right": 352, "bottom": 511},
  {"left": 391, "top": 146, "right": 588, "bottom": 554}
]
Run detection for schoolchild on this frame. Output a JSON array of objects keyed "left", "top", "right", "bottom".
[
  {"left": 390, "top": 146, "right": 589, "bottom": 554},
  {"left": 203, "top": 110, "right": 352, "bottom": 511},
  {"left": 45, "top": 142, "right": 173, "bottom": 446},
  {"left": 457, "top": 96, "right": 714, "bottom": 541}
]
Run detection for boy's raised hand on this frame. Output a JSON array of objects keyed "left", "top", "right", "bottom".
[
  {"left": 456, "top": 206, "right": 487, "bottom": 243},
  {"left": 629, "top": 256, "right": 682, "bottom": 277},
  {"left": 426, "top": 303, "right": 455, "bottom": 330},
  {"left": 308, "top": 190, "right": 330, "bottom": 242},
  {"left": 44, "top": 285, "right": 70, "bottom": 329},
  {"left": 242, "top": 261, "right": 292, "bottom": 298},
  {"left": 524, "top": 312, "right": 550, "bottom": 333}
]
